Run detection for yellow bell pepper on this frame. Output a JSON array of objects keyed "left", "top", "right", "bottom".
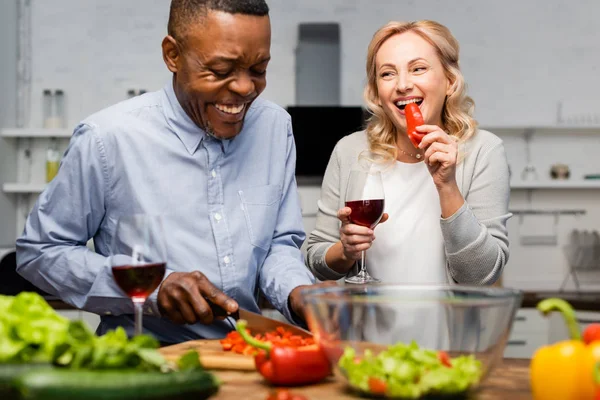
[{"left": 530, "top": 298, "right": 600, "bottom": 400}]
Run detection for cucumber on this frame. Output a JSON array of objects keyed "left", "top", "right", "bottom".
[
  {"left": 0, "top": 364, "right": 53, "bottom": 399},
  {"left": 14, "top": 368, "right": 220, "bottom": 400}
]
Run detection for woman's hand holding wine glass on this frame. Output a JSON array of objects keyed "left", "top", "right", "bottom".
[
  {"left": 337, "top": 208, "right": 388, "bottom": 262},
  {"left": 340, "top": 168, "right": 387, "bottom": 284}
]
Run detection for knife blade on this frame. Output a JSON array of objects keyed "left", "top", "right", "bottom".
[
  {"left": 205, "top": 297, "right": 312, "bottom": 338},
  {"left": 236, "top": 308, "right": 312, "bottom": 338}
]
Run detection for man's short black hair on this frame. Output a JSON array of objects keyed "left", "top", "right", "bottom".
[{"left": 168, "top": 0, "right": 269, "bottom": 40}]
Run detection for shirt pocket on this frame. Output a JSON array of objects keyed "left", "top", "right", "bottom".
[{"left": 238, "top": 184, "right": 282, "bottom": 251}]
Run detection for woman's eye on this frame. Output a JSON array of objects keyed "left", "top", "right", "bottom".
[
  {"left": 252, "top": 69, "right": 267, "bottom": 76},
  {"left": 380, "top": 71, "right": 393, "bottom": 78},
  {"left": 413, "top": 66, "right": 427, "bottom": 73}
]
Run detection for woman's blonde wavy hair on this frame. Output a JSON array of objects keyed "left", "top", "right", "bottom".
[{"left": 363, "top": 20, "right": 477, "bottom": 164}]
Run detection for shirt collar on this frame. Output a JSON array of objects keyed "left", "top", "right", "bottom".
[{"left": 161, "top": 78, "right": 231, "bottom": 154}]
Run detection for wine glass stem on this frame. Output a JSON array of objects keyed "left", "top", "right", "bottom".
[
  {"left": 133, "top": 299, "right": 145, "bottom": 336},
  {"left": 359, "top": 250, "right": 367, "bottom": 276}
]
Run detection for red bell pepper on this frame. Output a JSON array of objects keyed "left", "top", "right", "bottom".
[
  {"left": 236, "top": 320, "right": 331, "bottom": 386},
  {"left": 405, "top": 103, "right": 426, "bottom": 148},
  {"left": 585, "top": 324, "right": 600, "bottom": 345}
]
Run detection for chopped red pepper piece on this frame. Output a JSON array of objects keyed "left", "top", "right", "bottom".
[
  {"left": 236, "top": 319, "right": 331, "bottom": 386},
  {"left": 438, "top": 350, "right": 452, "bottom": 368},
  {"left": 368, "top": 377, "right": 387, "bottom": 394}
]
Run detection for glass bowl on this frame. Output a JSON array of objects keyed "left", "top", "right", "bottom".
[{"left": 301, "top": 284, "right": 523, "bottom": 399}]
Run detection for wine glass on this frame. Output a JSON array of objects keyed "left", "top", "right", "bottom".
[
  {"left": 110, "top": 215, "right": 167, "bottom": 336},
  {"left": 344, "top": 168, "right": 385, "bottom": 284}
]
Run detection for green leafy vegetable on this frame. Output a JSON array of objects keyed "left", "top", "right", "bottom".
[
  {"left": 0, "top": 292, "right": 167, "bottom": 371},
  {"left": 338, "top": 341, "right": 482, "bottom": 399}
]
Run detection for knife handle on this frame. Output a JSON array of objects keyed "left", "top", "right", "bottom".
[{"left": 203, "top": 296, "right": 238, "bottom": 319}]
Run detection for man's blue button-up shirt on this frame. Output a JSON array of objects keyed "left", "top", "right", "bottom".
[{"left": 16, "top": 80, "right": 315, "bottom": 342}]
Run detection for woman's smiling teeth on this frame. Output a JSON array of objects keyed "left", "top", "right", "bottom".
[
  {"left": 215, "top": 103, "right": 245, "bottom": 114},
  {"left": 395, "top": 98, "right": 423, "bottom": 110}
]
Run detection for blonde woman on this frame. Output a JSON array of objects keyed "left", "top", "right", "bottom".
[{"left": 306, "top": 20, "right": 511, "bottom": 286}]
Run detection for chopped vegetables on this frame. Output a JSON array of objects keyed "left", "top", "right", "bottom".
[
  {"left": 235, "top": 320, "right": 331, "bottom": 386},
  {"left": 220, "top": 326, "right": 315, "bottom": 356},
  {"left": 338, "top": 341, "right": 482, "bottom": 399}
]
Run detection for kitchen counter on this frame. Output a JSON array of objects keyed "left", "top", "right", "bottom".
[
  {"left": 45, "top": 290, "right": 600, "bottom": 312},
  {"left": 206, "top": 358, "right": 532, "bottom": 399},
  {"left": 521, "top": 291, "right": 600, "bottom": 312}
]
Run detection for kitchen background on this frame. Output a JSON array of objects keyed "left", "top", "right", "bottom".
[{"left": 1, "top": 0, "right": 600, "bottom": 356}]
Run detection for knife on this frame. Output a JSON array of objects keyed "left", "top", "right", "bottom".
[{"left": 205, "top": 298, "right": 312, "bottom": 338}]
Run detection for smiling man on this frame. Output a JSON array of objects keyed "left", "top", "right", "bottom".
[{"left": 16, "top": 0, "right": 317, "bottom": 343}]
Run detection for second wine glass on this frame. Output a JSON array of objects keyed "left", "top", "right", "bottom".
[
  {"left": 110, "top": 214, "right": 167, "bottom": 336},
  {"left": 344, "top": 168, "right": 385, "bottom": 284}
]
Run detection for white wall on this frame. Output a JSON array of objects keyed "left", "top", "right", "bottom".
[
  {"left": 4, "top": 0, "right": 600, "bottom": 291},
  {"left": 24, "top": 0, "right": 600, "bottom": 129},
  {"left": 0, "top": 0, "right": 18, "bottom": 248}
]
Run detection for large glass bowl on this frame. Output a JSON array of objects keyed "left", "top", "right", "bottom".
[{"left": 301, "top": 284, "right": 523, "bottom": 399}]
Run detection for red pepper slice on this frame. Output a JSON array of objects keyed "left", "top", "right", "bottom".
[
  {"left": 368, "top": 377, "right": 387, "bottom": 394},
  {"left": 437, "top": 350, "right": 452, "bottom": 368},
  {"left": 236, "top": 319, "right": 331, "bottom": 386},
  {"left": 405, "top": 102, "right": 426, "bottom": 148}
]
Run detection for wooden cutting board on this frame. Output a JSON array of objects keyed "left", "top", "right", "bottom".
[{"left": 159, "top": 340, "right": 256, "bottom": 371}]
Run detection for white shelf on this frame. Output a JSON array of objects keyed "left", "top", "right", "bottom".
[
  {"left": 2, "top": 183, "right": 46, "bottom": 194},
  {"left": 510, "top": 180, "right": 600, "bottom": 189},
  {"left": 483, "top": 125, "right": 600, "bottom": 131},
  {"left": 1, "top": 128, "right": 72, "bottom": 138}
]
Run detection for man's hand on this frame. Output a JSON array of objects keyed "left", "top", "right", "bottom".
[
  {"left": 157, "top": 271, "right": 238, "bottom": 325},
  {"left": 288, "top": 281, "right": 338, "bottom": 322}
]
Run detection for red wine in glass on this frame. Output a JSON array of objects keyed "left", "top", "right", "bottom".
[
  {"left": 112, "top": 262, "right": 166, "bottom": 301},
  {"left": 110, "top": 215, "right": 167, "bottom": 336},
  {"left": 344, "top": 169, "right": 385, "bottom": 284},
  {"left": 345, "top": 199, "right": 385, "bottom": 228}
]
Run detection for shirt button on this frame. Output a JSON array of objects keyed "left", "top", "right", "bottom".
[
  {"left": 214, "top": 213, "right": 222, "bottom": 221},
  {"left": 211, "top": 170, "right": 216, "bottom": 178},
  {"left": 223, "top": 255, "right": 230, "bottom": 264}
]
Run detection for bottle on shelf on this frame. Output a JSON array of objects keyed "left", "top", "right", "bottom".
[
  {"left": 42, "top": 89, "right": 66, "bottom": 129},
  {"left": 46, "top": 137, "right": 60, "bottom": 182}
]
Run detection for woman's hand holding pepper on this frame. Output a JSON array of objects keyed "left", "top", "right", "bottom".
[
  {"left": 416, "top": 125, "right": 458, "bottom": 188},
  {"left": 416, "top": 125, "right": 465, "bottom": 218}
]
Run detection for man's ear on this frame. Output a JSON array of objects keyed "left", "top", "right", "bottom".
[{"left": 162, "top": 35, "right": 180, "bottom": 73}]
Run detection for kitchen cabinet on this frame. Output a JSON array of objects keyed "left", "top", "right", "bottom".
[
  {"left": 548, "top": 310, "right": 600, "bottom": 343},
  {"left": 504, "top": 309, "right": 550, "bottom": 358},
  {"left": 504, "top": 308, "right": 600, "bottom": 359}
]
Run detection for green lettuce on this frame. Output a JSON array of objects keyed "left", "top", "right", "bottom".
[
  {"left": 339, "top": 341, "right": 482, "bottom": 399},
  {"left": 0, "top": 292, "right": 166, "bottom": 370}
]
